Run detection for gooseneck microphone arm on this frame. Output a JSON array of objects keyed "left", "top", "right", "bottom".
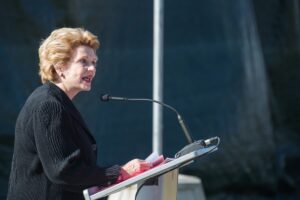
[{"left": 100, "top": 94, "right": 194, "bottom": 144}]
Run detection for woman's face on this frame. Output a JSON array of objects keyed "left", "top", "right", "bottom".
[{"left": 59, "top": 45, "right": 97, "bottom": 99}]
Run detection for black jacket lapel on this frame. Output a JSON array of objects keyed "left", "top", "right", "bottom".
[{"left": 47, "top": 82, "right": 96, "bottom": 144}]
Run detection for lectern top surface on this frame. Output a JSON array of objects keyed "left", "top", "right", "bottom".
[{"left": 83, "top": 145, "right": 217, "bottom": 200}]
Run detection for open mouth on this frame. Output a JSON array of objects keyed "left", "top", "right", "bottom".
[{"left": 82, "top": 76, "right": 92, "bottom": 83}]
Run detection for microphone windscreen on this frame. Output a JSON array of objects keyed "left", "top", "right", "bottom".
[{"left": 100, "top": 94, "right": 110, "bottom": 101}]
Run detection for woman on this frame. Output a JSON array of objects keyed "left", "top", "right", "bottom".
[{"left": 7, "top": 27, "right": 151, "bottom": 200}]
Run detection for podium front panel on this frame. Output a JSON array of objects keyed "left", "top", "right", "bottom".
[{"left": 83, "top": 145, "right": 217, "bottom": 200}]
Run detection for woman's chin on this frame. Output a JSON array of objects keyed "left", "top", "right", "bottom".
[
  {"left": 83, "top": 86, "right": 91, "bottom": 91},
  {"left": 80, "top": 85, "right": 92, "bottom": 92}
]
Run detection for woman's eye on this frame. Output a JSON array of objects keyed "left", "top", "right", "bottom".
[{"left": 80, "top": 59, "right": 87, "bottom": 65}]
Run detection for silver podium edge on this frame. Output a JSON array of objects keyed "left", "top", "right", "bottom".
[{"left": 83, "top": 145, "right": 217, "bottom": 200}]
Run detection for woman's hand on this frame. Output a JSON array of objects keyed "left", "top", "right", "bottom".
[{"left": 120, "top": 159, "right": 152, "bottom": 180}]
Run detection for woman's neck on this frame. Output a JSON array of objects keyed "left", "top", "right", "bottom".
[{"left": 52, "top": 82, "right": 77, "bottom": 100}]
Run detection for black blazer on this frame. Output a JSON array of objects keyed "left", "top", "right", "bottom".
[{"left": 7, "top": 82, "right": 120, "bottom": 200}]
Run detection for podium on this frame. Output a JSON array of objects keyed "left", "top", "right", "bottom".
[{"left": 83, "top": 144, "right": 218, "bottom": 200}]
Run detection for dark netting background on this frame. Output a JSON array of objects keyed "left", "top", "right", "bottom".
[{"left": 0, "top": 0, "right": 300, "bottom": 199}]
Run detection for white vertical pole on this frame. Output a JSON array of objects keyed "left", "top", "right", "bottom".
[{"left": 152, "top": 0, "right": 164, "bottom": 154}]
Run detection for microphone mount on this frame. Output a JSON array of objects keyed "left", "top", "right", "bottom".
[
  {"left": 100, "top": 94, "right": 220, "bottom": 157},
  {"left": 101, "top": 94, "right": 194, "bottom": 144}
]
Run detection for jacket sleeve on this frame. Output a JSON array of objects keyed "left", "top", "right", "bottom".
[{"left": 33, "top": 100, "right": 120, "bottom": 191}]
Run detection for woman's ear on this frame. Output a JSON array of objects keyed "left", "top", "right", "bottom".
[{"left": 54, "top": 64, "right": 64, "bottom": 78}]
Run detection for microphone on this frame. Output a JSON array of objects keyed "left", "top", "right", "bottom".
[
  {"left": 100, "top": 94, "right": 194, "bottom": 144},
  {"left": 100, "top": 94, "right": 220, "bottom": 157}
]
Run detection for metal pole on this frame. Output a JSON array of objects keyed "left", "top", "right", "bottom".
[{"left": 152, "top": 0, "right": 164, "bottom": 154}]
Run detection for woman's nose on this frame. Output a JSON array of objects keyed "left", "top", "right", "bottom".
[{"left": 87, "top": 64, "right": 96, "bottom": 71}]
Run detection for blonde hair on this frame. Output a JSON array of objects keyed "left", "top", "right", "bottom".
[{"left": 38, "top": 27, "right": 99, "bottom": 83}]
